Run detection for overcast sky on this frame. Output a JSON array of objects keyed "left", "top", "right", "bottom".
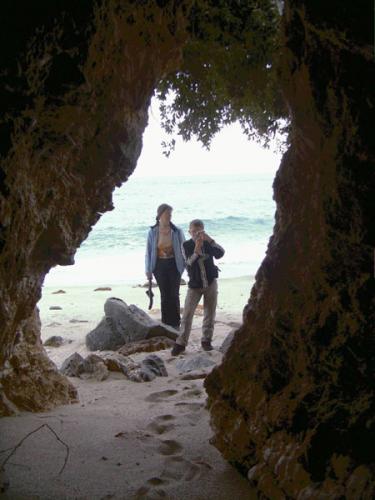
[{"left": 134, "top": 98, "right": 283, "bottom": 178}]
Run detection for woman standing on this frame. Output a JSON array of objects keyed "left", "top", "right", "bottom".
[{"left": 145, "top": 204, "right": 185, "bottom": 329}]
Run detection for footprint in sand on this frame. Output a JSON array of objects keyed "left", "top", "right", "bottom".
[
  {"left": 135, "top": 457, "right": 201, "bottom": 498},
  {"left": 181, "top": 387, "right": 203, "bottom": 399},
  {"left": 174, "top": 402, "right": 205, "bottom": 425},
  {"left": 136, "top": 448, "right": 213, "bottom": 497},
  {"left": 157, "top": 414, "right": 175, "bottom": 421},
  {"left": 160, "top": 455, "right": 211, "bottom": 482},
  {"left": 174, "top": 402, "right": 204, "bottom": 412},
  {"left": 147, "top": 477, "right": 167, "bottom": 486},
  {"left": 145, "top": 389, "right": 179, "bottom": 403},
  {"left": 147, "top": 415, "right": 176, "bottom": 435},
  {"left": 158, "top": 439, "right": 183, "bottom": 456},
  {"left": 133, "top": 485, "right": 167, "bottom": 499}
]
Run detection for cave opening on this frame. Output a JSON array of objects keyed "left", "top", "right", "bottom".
[
  {"left": 1, "top": 0, "right": 286, "bottom": 412},
  {"left": 3, "top": 100, "right": 283, "bottom": 499},
  {"left": 37, "top": 94, "right": 283, "bottom": 371}
]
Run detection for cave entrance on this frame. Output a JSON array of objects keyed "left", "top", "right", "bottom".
[
  {"left": 37, "top": 96, "right": 281, "bottom": 365},
  {"left": 5, "top": 99, "right": 281, "bottom": 497}
]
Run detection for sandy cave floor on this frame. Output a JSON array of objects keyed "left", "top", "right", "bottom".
[{"left": 1, "top": 308, "right": 256, "bottom": 500}]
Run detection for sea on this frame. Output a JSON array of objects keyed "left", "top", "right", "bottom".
[{"left": 44, "top": 173, "right": 276, "bottom": 287}]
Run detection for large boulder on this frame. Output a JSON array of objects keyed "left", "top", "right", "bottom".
[
  {"left": 86, "top": 298, "right": 178, "bottom": 351},
  {"left": 85, "top": 317, "right": 124, "bottom": 351}
]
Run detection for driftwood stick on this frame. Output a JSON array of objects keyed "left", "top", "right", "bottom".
[
  {"left": 1, "top": 423, "right": 70, "bottom": 475},
  {"left": 0, "top": 448, "right": 14, "bottom": 454},
  {"left": 45, "top": 424, "right": 70, "bottom": 474}
]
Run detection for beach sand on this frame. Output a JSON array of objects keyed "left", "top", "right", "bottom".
[{"left": 1, "top": 277, "right": 256, "bottom": 499}]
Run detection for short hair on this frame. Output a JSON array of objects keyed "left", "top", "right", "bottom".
[{"left": 189, "top": 219, "right": 204, "bottom": 228}]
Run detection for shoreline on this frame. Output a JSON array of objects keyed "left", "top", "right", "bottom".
[
  {"left": 37, "top": 275, "right": 253, "bottom": 368},
  {"left": 38, "top": 275, "right": 253, "bottom": 332}
]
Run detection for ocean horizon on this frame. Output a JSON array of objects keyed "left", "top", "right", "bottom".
[{"left": 43, "top": 172, "right": 276, "bottom": 288}]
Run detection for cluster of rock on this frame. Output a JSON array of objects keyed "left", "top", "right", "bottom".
[
  {"left": 57, "top": 298, "right": 179, "bottom": 383},
  {"left": 54, "top": 298, "right": 231, "bottom": 384},
  {"left": 60, "top": 352, "right": 167, "bottom": 383}
]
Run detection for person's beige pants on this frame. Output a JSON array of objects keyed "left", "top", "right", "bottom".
[{"left": 176, "top": 279, "right": 218, "bottom": 347}]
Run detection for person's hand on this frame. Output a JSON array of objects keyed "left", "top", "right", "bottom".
[
  {"left": 194, "top": 235, "right": 203, "bottom": 254},
  {"left": 202, "top": 232, "right": 214, "bottom": 244}
]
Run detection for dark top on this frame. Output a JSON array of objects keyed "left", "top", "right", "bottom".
[{"left": 182, "top": 239, "right": 225, "bottom": 288}]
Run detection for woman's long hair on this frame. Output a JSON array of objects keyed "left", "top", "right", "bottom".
[{"left": 151, "top": 203, "right": 176, "bottom": 230}]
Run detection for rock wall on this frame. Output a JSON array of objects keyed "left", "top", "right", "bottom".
[
  {"left": 0, "top": 308, "right": 78, "bottom": 416},
  {"left": 205, "top": 1, "right": 375, "bottom": 498},
  {"left": 0, "top": 0, "right": 188, "bottom": 414}
]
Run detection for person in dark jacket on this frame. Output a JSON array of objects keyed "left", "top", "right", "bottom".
[{"left": 171, "top": 219, "right": 225, "bottom": 355}]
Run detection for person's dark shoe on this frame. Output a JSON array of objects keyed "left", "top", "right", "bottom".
[
  {"left": 171, "top": 343, "right": 185, "bottom": 356},
  {"left": 201, "top": 341, "right": 213, "bottom": 351}
]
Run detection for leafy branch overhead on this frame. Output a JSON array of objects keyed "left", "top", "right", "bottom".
[{"left": 157, "top": 0, "right": 287, "bottom": 155}]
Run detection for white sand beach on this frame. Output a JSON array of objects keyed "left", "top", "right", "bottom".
[{"left": 1, "top": 277, "right": 257, "bottom": 499}]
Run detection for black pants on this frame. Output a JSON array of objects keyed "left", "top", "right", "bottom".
[{"left": 154, "top": 258, "right": 181, "bottom": 328}]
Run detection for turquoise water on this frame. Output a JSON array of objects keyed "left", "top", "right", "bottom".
[{"left": 45, "top": 173, "right": 276, "bottom": 286}]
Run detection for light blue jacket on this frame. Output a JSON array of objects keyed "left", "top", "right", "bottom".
[{"left": 145, "top": 224, "right": 186, "bottom": 276}]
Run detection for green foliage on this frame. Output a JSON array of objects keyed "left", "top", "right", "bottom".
[{"left": 157, "top": 0, "right": 287, "bottom": 154}]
